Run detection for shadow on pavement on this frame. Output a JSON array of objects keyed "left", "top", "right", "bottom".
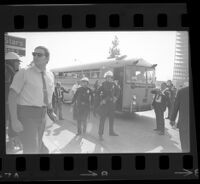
[
  {"left": 59, "top": 136, "right": 82, "bottom": 153},
  {"left": 52, "top": 121, "right": 75, "bottom": 136}
]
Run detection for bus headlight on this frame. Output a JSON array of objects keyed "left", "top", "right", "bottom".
[
  {"left": 132, "top": 95, "right": 136, "bottom": 101},
  {"left": 132, "top": 95, "right": 137, "bottom": 100},
  {"left": 132, "top": 101, "right": 136, "bottom": 105},
  {"left": 132, "top": 95, "right": 137, "bottom": 105}
]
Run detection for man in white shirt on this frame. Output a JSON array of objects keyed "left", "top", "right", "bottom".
[
  {"left": 8, "top": 46, "right": 55, "bottom": 154},
  {"left": 71, "top": 80, "right": 80, "bottom": 96}
]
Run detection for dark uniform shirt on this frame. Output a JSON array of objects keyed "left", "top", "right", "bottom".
[
  {"left": 72, "top": 86, "right": 93, "bottom": 107},
  {"left": 71, "top": 86, "right": 93, "bottom": 122},
  {"left": 95, "top": 81, "right": 120, "bottom": 116},
  {"left": 98, "top": 81, "right": 120, "bottom": 103}
]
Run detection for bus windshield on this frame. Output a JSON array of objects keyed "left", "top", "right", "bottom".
[{"left": 126, "top": 66, "right": 155, "bottom": 84}]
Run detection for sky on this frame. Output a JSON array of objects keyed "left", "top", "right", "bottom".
[{"left": 8, "top": 31, "right": 177, "bottom": 81}]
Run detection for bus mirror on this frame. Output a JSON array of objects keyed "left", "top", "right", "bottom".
[
  {"left": 152, "top": 64, "right": 157, "bottom": 68},
  {"left": 132, "top": 60, "right": 139, "bottom": 65}
]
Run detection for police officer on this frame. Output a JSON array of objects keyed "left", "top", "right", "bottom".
[
  {"left": 70, "top": 77, "right": 93, "bottom": 135},
  {"left": 5, "top": 52, "right": 22, "bottom": 153},
  {"left": 97, "top": 71, "right": 120, "bottom": 141}
]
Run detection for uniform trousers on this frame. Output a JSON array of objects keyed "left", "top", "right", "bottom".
[
  {"left": 17, "top": 105, "right": 48, "bottom": 154},
  {"left": 76, "top": 105, "right": 89, "bottom": 134},
  {"left": 98, "top": 102, "right": 115, "bottom": 136}
]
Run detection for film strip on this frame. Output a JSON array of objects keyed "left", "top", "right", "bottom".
[{"left": 0, "top": 2, "right": 199, "bottom": 182}]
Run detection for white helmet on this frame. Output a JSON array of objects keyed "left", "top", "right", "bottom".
[
  {"left": 104, "top": 70, "right": 113, "bottom": 78},
  {"left": 5, "top": 52, "right": 20, "bottom": 61},
  {"left": 81, "top": 77, "right": 89, "bottom": 82}
]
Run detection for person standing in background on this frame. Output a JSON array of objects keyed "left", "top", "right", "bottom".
[
  {"left": 53, "top": 82, "right": 69, "bottom": 120},
  {"left": 71, "top": 80, "right": 81, "bottom": 120},
  {"left": 93, "top": 80, "right": 101, "bottom": 117},
  {"left": 70, "top": 77, "right": 93, "bottom": 135},
  {"left": 165, "top": 80, "right": 176, "bottom": 119},
  {"left": 8, "top": 46, "right": 56, "bottom": 153},
  {"left": 151, "top": 82, "right": 168, "bottom": 135},
  {"left": 71, "top": 80, "right": 80, "bottom": 96}
]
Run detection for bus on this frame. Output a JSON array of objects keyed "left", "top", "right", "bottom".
[{"left": 51, "top": 57, "right": 157, "bottom": 113}]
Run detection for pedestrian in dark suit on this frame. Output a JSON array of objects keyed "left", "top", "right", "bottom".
[
  {"left": 170, "top": 86, "right": 189, "bottom": 152},
  {"left": 151, "top": 82, "right": 168, "bottom": 135},
  {"left": 96, "top": 71, "right": 120, "bottom": 141},
  {"left": 70, "top": 77, "right": 93, "bottom": 135},
  {"left": 165, "top": 80, "right": 176, "bottom": 119}
]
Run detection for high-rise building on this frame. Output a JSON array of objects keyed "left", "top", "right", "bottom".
[{"left": 172, "top": 31, "right": 189, "bottom": 87}]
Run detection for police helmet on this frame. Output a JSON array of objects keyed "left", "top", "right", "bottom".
[
  {"left": 5, "top": 52, "right": 21, "bottom": 61},
  {"left": 81, "top": 77, "right": 89, "bottom": 82},
  {"left": 104, "top": 71, "right": 113, "bottom": 78}
]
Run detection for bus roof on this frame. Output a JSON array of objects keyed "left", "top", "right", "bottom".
[{"left": 51, "top": 58, "right": 157, "bottom": 73}]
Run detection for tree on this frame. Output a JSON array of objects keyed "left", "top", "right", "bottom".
[{"left": 107, "top": 36, "right": 121, "bottom": 59}]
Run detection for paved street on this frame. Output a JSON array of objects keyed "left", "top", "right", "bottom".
[{"left": 43, "top": 104, "right": 182, "bottom": 154}]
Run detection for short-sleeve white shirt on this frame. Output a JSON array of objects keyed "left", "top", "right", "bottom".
[
  {"left": 71, "top": 83, "right": 80, "bottom": 94},
  {"left": 10, "top": 65, "right": 55, "bottom": 107}
]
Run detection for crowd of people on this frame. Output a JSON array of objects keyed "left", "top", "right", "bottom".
[
  {"left": 5, "top": 47, "right": 189, "bottom": 154},
  {"left": 5, "top": 47, "right": 121, "bottom": 154}
]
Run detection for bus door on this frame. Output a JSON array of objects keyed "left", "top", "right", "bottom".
[{"left": 113, "top": 67, "right": 124, "bottom": 111}]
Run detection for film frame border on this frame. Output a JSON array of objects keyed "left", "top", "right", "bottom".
[{"left": 0, "top": 2, "right": 198, "bottom": 181}]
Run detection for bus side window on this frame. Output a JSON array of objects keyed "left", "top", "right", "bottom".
[
  {"left": 72, "top": 72, "right": 78, "bottom": 79},
  {"left": 82, "top": 71, "right": 90, "bottom": 78},
  {"left": 58, "top": 72, "right": 65, "bottom": 78},
  {"left": 78, "top": 72, "right": 82, "bottom": 78},
  {"left": 91, "top": 71, "right": 100, "bottom": 79}
]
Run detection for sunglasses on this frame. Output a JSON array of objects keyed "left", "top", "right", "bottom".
[{"left": 32, "top": 52, "right": 45, "bottom": 57}]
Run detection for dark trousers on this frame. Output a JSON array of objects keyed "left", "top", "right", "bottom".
[
  {"left": 154, "top": 108, "right": 165, "bottom": 132},
  {"left": 77, "top": 120, "right": 87, "bottom": 134},
  {"left": 98, "top": 103, "right": 115, "bottom": 136},
  {"left": 54, "top": 98, "right": 63, "bottom": 119},
  {"left": 76, "top": 106, "right": 89, "bottom": 134},
  {"left": 179, "top": 127, "right": 190, "bottom": 152},
  {"left": 17, "top": 105, "right": 48, "bottom": 154},
  {"left": 166, "top": 103, "right": 172, "bottom": 118}
]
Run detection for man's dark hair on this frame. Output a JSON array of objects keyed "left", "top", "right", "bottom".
[{"left": 35, "top": 46, "right": 50, "bottom": 58}]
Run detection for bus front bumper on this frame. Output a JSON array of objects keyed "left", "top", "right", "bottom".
[{"left": 122, "top": 104, "right": 153, "bottom": 113}]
